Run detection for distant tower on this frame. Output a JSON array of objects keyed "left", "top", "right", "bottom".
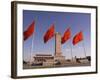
[
  {"left": 55, "top": 32, "right": 62, "bottom": 56},
  {"left": 54, "top": 32, "right": 65, "bottom": 61}
]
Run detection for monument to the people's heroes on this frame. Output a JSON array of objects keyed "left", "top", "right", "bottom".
[
  {"left": 54, "top": 32, "right": 65, "bottom": 61},
  {"left": 32, "top": 32, "right": 65, "bottom": 66}
]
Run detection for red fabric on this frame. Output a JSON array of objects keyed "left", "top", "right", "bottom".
[
  {"left": 44, "top": 24, "right": 55, "bottom": 43},
  {"left": 24, "top": 21, "right": 35, "bottom": 40},
  {"left": 73, "top": 31, "right": 83, "bottom": 45},
  {"left": 61, "top": 28, "right": 71, "bottom": 44}
]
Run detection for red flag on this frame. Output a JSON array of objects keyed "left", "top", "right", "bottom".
[
  {"left": 61, "top": 28, "right": 71, "bottom": 44},
  {"left": 24, "top": 21, "right": 35, "bottom": 40},
  {"left": 44, "top": 24, "right": 55, "bottom": 43},
  {"left": 73, "top": 31, "right": 83, "bottom": 45}
]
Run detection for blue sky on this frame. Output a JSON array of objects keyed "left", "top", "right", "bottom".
[{"left": 23, "top": 10, "right": 91, "bottom": 61}]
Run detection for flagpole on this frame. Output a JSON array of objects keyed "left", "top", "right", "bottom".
[
  {"left": 30, "top": 21, "right": 35, "bottom": 67},
  {"left": 82, "top": 41, "right": 86, "bottom": 58},
  {"left": 30, "top": 33, "right": 34, "bottom": 66},
  {"left": 70, "top": 42, "right": 73, "bottom": 61}
]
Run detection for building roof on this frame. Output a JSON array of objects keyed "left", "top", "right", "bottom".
[{"left": 35, "top": 54, "right": 52, "bottom": 56}]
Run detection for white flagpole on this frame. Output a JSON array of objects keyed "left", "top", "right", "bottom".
[
  {"left": 70, "top": 41, "right": 73, "bottom": 61},
  {"left": 30, "top": 33, "right": 34, "bottom": 66},
  {"left": 30, "top": 22, "right": 35, "bottom": 67},
  {"left": 82, "top": 41, "right": 86, "bottom": 58}
]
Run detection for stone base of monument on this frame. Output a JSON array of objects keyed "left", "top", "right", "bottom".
[{"left": 54, "top": 56, "right": 71, "bottom": 66}]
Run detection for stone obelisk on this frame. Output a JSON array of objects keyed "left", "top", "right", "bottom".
[
  {"left": 54, "top": 32, "right": 65, "bottom": 61},
  {"left": 55, "top": 32, "right": 62, "bottom": 56}
]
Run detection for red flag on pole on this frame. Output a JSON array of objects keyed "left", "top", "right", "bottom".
[
  {"left": 61, "top": 28, "right": 71, "bottom": 44},
  {"left": 24, "top": 21, "right": 35, "bottom": 41},
  {"left": 44, "top": 24, "right": 55, "bottom": 43},
  {"left": 72, "top": 31, "right": 83, "bottom": 45}
]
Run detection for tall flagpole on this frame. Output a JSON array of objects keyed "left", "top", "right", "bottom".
[
  {"left": 30, "top": 32, "right": 34, "bottom": 66},
  {"left": 69, "top": 28, "right": 73, "bottom": 62},
  {"left": 82, "top": 41, "right": 86, "bottom": 58},
  {"left": 30, "top": 21, "right": 35, "bottom": 66},
  {"left": 70, "top": 41, "right": 73, "bottom": 61}
]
